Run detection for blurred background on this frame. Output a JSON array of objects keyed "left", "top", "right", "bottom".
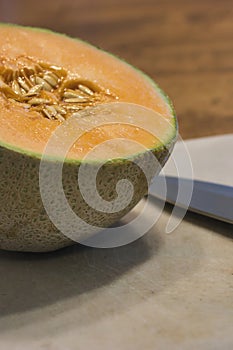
[{"left": 0, "top": 0, "right": 232, "bottom": 139}]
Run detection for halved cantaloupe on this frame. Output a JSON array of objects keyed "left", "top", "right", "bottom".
[{"left": 0, "top": 24, "right": 177, "bottom": 252}]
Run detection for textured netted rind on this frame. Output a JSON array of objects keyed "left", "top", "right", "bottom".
[{"left": 0, "top": 142, "right": 172, "bottom": 252}]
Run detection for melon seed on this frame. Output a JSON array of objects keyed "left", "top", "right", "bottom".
[
  {"left": 12, "top": 80, "right": 22, "bottom": 95},
  {"left": 35, "top": 76, "right": 53, "bottom": 91},
  {"left": 64, "top": 97, "right": 89, "bottom": 103},
  {"left": 28, "top": 97, "right": 50, "bottom": 105},
  {"left": 25, "top": 84, "right": 42, "bottom": 97},
  {"left": 78, "top": 84, "right": 94, "bottom": 96},
  {"left": 17, "top": 77, "right": 30, "bottom": 92},
  {"left": 43, "top": 73, "right": 59, "bottom": 87}
]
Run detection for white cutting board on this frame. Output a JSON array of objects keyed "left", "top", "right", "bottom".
[
  {"left": 0, "top": 135, "right": 232, "bottom": 350},
  {"left": 164, "top": 133, "right": 233, "bottom": 186}
]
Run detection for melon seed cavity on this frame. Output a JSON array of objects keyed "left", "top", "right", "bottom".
[{"left": 0, "top": 57, "right": 116, "bottom": 121}]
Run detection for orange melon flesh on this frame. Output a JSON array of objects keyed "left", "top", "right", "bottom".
[{"left": 0, "top": 25, "right": 175, "bottom": 160}]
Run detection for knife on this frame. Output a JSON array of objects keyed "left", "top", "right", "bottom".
[{"left": 149, "top": 176, "right": 233, "bottom": 224}]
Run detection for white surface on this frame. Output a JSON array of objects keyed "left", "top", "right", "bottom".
[
  {"left": 164, "top": 134, "right": 233, "bottom": 186},
  {"left": 0, "top": 134, "right": 232, "bottom": 350}
]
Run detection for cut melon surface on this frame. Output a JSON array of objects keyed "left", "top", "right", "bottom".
[{"left": 0, "top": 23, "right": 176, "bottom": 160}]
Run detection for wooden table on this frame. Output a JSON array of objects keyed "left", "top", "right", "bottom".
[{"left": 1, "top": 0, "right": 233, "bottom": 139}]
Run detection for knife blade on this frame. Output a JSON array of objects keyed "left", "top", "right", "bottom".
[{"left": 149, "top": 176, "right": 233, "bottom": 224}]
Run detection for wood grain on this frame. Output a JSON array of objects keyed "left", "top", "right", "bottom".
[{"left": 0, "top": 0, "right": 233, "bottom": 139}]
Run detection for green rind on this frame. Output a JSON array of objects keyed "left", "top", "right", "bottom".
[{"left": 0, "top": 23, "right": 177, "bottom": 165}]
